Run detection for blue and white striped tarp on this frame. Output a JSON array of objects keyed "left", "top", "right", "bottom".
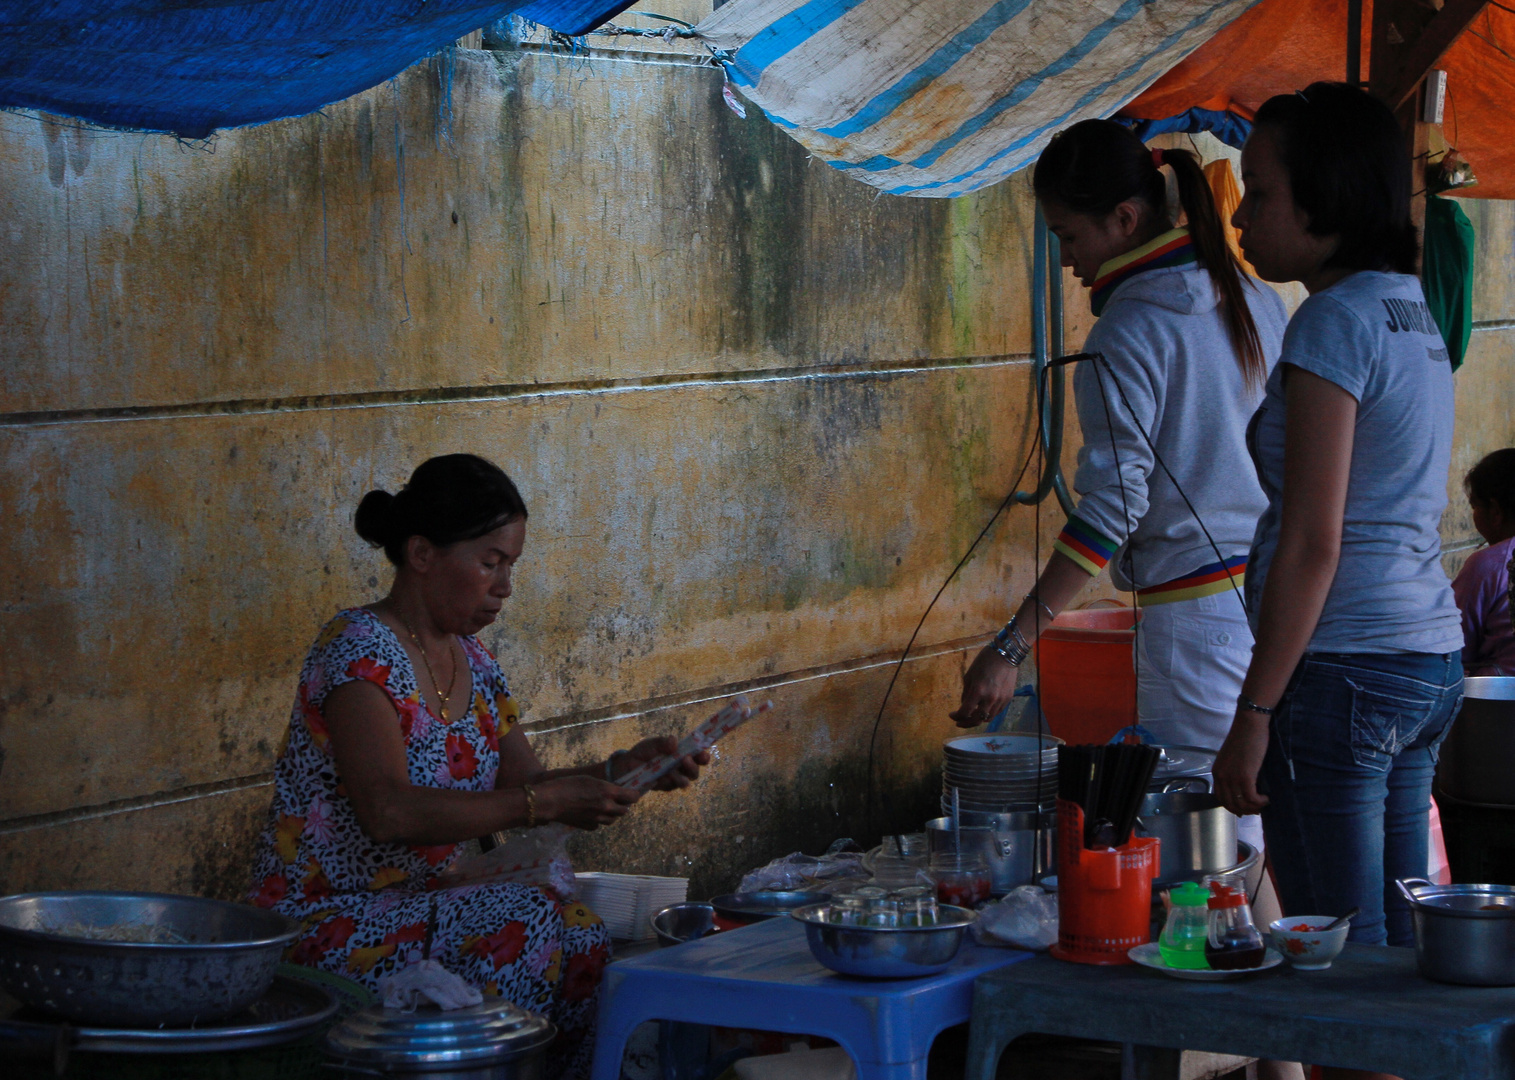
[{"left": 695, "top": 0, "right": 1264, "bottom": 198}]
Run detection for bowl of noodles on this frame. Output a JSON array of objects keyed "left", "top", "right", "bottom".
[{"left": 0, "top": 890, "right": 300, "bottom": 1026}]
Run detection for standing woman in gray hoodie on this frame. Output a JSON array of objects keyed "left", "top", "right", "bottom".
[{"left": 954, "top": 120, "right": 1288, "bottom": 850}]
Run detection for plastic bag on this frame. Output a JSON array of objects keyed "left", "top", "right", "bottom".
[
  {"left": 433, "top": 824, "right": 577, "bottom": 900},
  {"left": 738, "top": 840, "right": 870, "bottom": 894},
  {"left": 971, "top": 885, "right": 1058, "bottom": 950},
  {"left": 378, "top": 958, "right": 484, "bottom": 1011}
]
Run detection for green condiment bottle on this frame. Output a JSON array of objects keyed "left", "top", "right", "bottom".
[{"left": 1158, "top": 882, "right": 1212, "bottom": 970}]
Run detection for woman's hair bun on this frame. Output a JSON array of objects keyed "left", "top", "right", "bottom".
[
  {"left": 354, "top": 489, "right": 400, "bottom": 548},
  {"left": 353, "top": 455, "right": 528, "bottom": 569}
]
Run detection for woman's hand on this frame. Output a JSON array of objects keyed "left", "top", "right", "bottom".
[
  {"left": 1213, "top": 711, "right": 1272, "bottom": 816},
  {"left": 950, "top": 646, "right": 1017, "bottom": 728},
  {"left": 537, "top": 776, "right": 642, "bottom": 831},
  {"left": 617, "top": 736, "right": 711, "bottom": 791}
]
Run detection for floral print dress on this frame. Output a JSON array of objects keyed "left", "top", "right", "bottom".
[{"left": 247, "top": 608, "right": 609, "bottom": 1080}]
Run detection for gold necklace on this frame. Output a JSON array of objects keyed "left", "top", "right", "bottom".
[{"left": 395, "top": 608, "right": 458, "bottom": 719}]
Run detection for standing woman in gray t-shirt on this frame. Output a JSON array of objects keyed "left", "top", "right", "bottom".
[{"left": 1213, "top": 83, "right": 1464, "bottom": 956}]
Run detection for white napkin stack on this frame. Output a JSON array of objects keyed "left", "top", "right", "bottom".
[{"left": 574, "top": 872, "right": 689, "bottom": 941}]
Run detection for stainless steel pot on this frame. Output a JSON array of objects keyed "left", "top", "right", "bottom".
[
  {"left": 325, "top": 998, "right": 555, "bottom": 1078},
  {"left": 925, "top": 813, "right": 1053, "bottom": 895},
  {"left": 1435, "top": 676, "right": 1515, "bottom": 805},
  {"left": 1396, "top": 877, "right": 1515, "bottom": 986},
  {"left": 1134, "top": 782, "right": 1239, "bottom": 886}
]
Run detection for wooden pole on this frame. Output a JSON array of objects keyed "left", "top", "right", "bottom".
[
  {"left": 1347, "top": 0, "right": 1364, "bottom": 86},
  {"left": 1367, "top": 0, "right": 1488, "bottom": 261}
]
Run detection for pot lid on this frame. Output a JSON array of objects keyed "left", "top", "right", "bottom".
[
  {"left": 324, "top": 997, "right": 555, "bottom": 1067},
  {"left": 1149, "top": 744, "right": 1216, "bottom": 784},
  {"left": 1399, "top": 880, "right": 1515, "bottom": 918}
]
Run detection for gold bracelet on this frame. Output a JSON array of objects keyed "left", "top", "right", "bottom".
[{"left": 522, "top": 783, "right": 537, "bottom": 828}]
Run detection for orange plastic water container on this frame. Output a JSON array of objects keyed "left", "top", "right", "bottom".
[
  {"left": 1036, "top": 603, "right": 1141, "bottom": 745},
  {"left": 1051, "top": 799, "right": 1160, "bottom": 965}
]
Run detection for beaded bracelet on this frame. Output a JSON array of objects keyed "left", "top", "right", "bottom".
[
  {"left": 1237, "top": 693, "right": 1276, "bottom": 717},
  {"left": 522, "top": 783, "right": 537, "bottom": 828}
]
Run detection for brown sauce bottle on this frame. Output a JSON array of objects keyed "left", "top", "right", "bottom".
[{"left": 1206, "top": 883, "right": 1265, "bottom": 970}]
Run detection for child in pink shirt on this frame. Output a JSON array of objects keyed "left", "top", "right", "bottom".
[{"left": 1453, "top": 448, "right": 1515, "bottom": 676}]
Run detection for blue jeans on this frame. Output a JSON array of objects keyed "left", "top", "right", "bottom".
[{"left": 1259, "top": 651, "right": 1463, "bottom": 946}]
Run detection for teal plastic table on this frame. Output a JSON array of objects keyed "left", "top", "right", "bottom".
[
  {"left": 966, "top": 943, "right": 1515, "bottom": 1080},
  {"left": 591, "top": 916, "right": 1033, "bottom": 1080}
]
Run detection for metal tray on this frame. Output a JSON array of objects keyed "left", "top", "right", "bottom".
[
  {"left": 0, "top": 971, "right": 339, "bottom": 1054},
  {"left": 709, "top": 890, "right": 828, "bottom": 922}
]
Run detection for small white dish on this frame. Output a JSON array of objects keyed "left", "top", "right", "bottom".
[
  {"left": 1268, "top": 916, "right": 1350, "bottom": 970},
  {"left": 1128, "top": 942, "right": 1283, "bottom": 981}
]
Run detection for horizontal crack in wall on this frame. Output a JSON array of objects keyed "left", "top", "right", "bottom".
[
  {"left": 0, "top": 354, "right": 1031, "bottom": 429},
  {"left": 0, "top": 633, "right": 990, "bottom": 833}
]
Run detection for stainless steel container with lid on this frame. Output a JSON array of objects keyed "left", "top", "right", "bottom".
[
  {"left": 324, "top": 998, "right": 555, "bottom": 1078},
  {"left": 1122, "top": 744, "right": 1239, "bottom": 886},
  {"left": 1135, "top": 784, "right": 1238, "bottom": 886},
  {"left": 1395, "top": 877, "right": 1515, "bottom": 986},
  {"left": 924, "top": 813, "right": 1053, "bottom": 895},
  {"left": 1435, "top": 676, "right": 1515, "bottom": 806}
]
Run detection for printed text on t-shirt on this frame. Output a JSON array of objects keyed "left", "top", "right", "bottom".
[{"left": 1380, "top": 298, "right": 1437, "bottom": 335}]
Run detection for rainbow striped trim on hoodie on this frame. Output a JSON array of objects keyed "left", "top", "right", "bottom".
[
  {"left": 1054, "top": 516, "right": 1119, "bottom": 577},
  {"left": 1136, "top": 556, "right": 1248, "bottom": 606},
  {"left": 1089, "top": 227, "right": 1197, "bottom": 316}
]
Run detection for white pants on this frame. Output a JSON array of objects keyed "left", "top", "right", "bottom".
[{"left": 1134, "top": 590, "right": 1263, "bottom": 853}]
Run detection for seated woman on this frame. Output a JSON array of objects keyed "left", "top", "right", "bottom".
[
  {"left": 1452, "top": 448, "right": 1515, "bottom": 676},
  {"left": 246, "top": 454, "right": 706, "bottom": 1080}
]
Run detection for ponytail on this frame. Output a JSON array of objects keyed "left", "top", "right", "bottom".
[
  {"left": 1034, "top": 120, "right": 1266, "bottom": 389},
  {"left": 1155, "top": 147, "right": 1266, "bottom": 389}
]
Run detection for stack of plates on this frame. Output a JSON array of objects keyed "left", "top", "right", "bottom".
[
  {"left": 574, "top": 873, "right": 689, "bottom": 941},
  {"left": 941, "top": 733, "right": 1062, "bottom": 815}
]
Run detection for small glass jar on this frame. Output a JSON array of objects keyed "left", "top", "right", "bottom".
[
  {"left": 892, "top": 886, "right": 939, "bottom": 927},
  {"left": 1158, "top": 881, "right": 1211, "bottom": 970},
  {"left": 828, "top": 896, "right": 865, "bottom": 925},
  {"left": 929, "top": 852, "right": 992, "bottom": 909},
  {"left": 864, "top": 897, "right": 900, "bottom": 928}
]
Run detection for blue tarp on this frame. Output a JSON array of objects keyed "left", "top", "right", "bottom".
[{"left": 0, "top": 1, "right": 634, "bottom": 137}]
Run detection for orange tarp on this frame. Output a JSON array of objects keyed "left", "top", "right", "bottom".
[{"left": 1121, "top": 0, "right": 1515, "bottom": 200}]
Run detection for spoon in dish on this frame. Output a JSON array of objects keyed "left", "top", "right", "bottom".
[{"left": 1323, "top": 906, "right": 1360, "bottom": 932}]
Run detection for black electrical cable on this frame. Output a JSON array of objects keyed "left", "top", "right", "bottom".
[
  {"left": 863, "top": 397, "right": 1041, "bottom": 838},
  {"left": 865, "top": 338, "right": 1254, "bottom": 839},
  {"left": 1090, "top": 353, "right": 1249, "bottom": 618},
  {"left": 1084, "top": 353, "right": 1143, "bottom": 703}
]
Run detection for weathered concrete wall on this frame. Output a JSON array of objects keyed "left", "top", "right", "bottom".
[
  {"left": 1, "top": 37, "right": 1511, "bottom": 902},
  {"left": 0, "top": 43, "right": 1080, "bottom": 901}
]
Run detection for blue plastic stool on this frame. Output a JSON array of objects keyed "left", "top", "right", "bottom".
[{"left": 591, "top": 916, "right": 1033, "bottom": 1080}]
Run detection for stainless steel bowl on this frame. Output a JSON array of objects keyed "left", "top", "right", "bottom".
[
  {"left": 790, "top": 902, "right": 974, "bottom": 978},
  {"left": 651, "top": 903, "right": 718, "bottom": 947},
  {"left": 1396, "top": 877, "right": 1515, "bottom": 985},
  {"left": 0, "top": 891, "right": 301, "bottom": 1026}
]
